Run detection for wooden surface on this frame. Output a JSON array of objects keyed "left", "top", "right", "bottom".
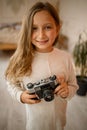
[{"left": 0, "top": 42, "right": 17, "bottom": 50}]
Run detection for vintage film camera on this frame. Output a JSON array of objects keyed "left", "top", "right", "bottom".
[{"left": 27, "top": 75, "right": 59, "bottom": 102}]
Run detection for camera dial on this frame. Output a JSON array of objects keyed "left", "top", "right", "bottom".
[
  {"left": 50, "top": 75, "right": 56, "bottom": 80},
  {"left": 27, "top": 83, "right": 33, "bottom": 89}
]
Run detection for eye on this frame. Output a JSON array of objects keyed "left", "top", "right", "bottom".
[
  {"left": 45, "top": 25, "right": 52, "bottom": 30},
  {"left": 32, "top": 26, "right": 38, "bottom": 31}
]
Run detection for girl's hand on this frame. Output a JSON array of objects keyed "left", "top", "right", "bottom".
[
  {"left": 54, "top": 76, "right": 69, "bottom": 98},
  {"left": 20, "top": 90, "right": 41, "bottom": 104}
]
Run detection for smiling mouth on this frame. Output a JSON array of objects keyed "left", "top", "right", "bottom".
[{"left": 36, "top": 40, "right": 49, "bottom": 44}]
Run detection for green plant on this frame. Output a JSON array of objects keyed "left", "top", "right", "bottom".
[{"left": 73, "top": 31, "right": 87, "bottom": 78}]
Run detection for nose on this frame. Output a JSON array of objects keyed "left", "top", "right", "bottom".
[{"left": 38, "top": 28, "right": 45, "bottom": 39}]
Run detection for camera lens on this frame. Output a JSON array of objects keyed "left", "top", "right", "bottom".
[{"left": 43, "top": 90, "right": 54, "bottom": 102}]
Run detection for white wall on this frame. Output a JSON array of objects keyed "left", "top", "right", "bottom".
[
  {"left": 0, "top": 0, "right": 87, "bottom": 52},
  {"left": 59, "top": 0, "right": 87, "bottom": 52},
  {"left": 0, "top": 0, "right": 58, "bottom": 23}
]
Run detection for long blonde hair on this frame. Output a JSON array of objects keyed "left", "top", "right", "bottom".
[{"left": 5, "top": 2, "right": 61, "bottom": 83}]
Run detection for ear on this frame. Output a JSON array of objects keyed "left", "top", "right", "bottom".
[
  {"left": 56, "top": 22, "right": 62, "bottom": 34},
  {"left": 56, "top": 24, "right": 61, "bottom": 38}
]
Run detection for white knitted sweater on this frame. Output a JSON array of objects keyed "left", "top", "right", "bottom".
[{"left": 6, "top": 47, "right": 78, "bottom": 130}]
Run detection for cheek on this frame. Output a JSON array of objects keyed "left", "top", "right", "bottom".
[
  {"left": 31, "top": 33, "right": 36, "bottom": 41},
  {"left": 49, "top": 30, "right": 57, "bottom": 40}
]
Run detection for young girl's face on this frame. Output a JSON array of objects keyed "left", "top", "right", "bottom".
[{"left": 31, "top": 10, "right": 60, "bottom": 53}]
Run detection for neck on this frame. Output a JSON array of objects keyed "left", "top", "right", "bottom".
[{"left": 36, "top": 47, "right": 53, "bottom": 53}]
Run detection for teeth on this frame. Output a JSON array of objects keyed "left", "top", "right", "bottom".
[{"left": 37, "top": 40, "right": 48, "bottom": 42}]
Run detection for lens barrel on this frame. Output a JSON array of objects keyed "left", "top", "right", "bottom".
[{"left": 43, "top": 90, "right": 54, "bottom": 102}]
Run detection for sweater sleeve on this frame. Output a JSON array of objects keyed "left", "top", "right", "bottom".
[
  {"left": 6, "top": 81, "right": 25, "bottom": 103},
  {"left": 65, "top": 54, "right": 79, "bottom": 101}
]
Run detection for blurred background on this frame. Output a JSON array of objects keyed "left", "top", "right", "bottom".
[{"left": 0, "top": 0, "right": 87, "bottom": 130}]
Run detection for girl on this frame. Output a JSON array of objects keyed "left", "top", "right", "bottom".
[{"left": 5, "top": 2, "right": 78, "bottom": 130}]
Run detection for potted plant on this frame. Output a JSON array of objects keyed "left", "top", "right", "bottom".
[{"left": 73, "top": 31, "right": 87, "bottom": 96}]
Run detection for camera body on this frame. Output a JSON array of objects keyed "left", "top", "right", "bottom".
[{"left": 27, "top": 75, "right": 59, "bottom": 102}]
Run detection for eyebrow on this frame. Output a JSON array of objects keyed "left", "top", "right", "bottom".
[{"left": 33, "top": 23, "right": 53, "bottom": 26}]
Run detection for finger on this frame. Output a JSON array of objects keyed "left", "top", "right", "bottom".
[
  {"left": 26, "top": 99, "right": 41, "bottom": 104},
  {"left": 28, "top": 94, "right": 37, "bottom": 99},
  {"left": 58, "top": 89, "right": 66, "bottom": 95},
  {"left": 58, "top": 84, "right": 69, "bottom": 94},
  {"left": 27, "top": 93, "right": 41, "bottom": 104},
  {"left": 54, "top": 85, "right": 63, "bottom": 93},
  {"left": 60, "top": 91, "right": 69, "bottom": 98},
  {"left": 57, "top": 76, "right": 65, "bottom": 84},
  {"left": 25, "top": 90, "right": 30, "bottom": 94}
]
